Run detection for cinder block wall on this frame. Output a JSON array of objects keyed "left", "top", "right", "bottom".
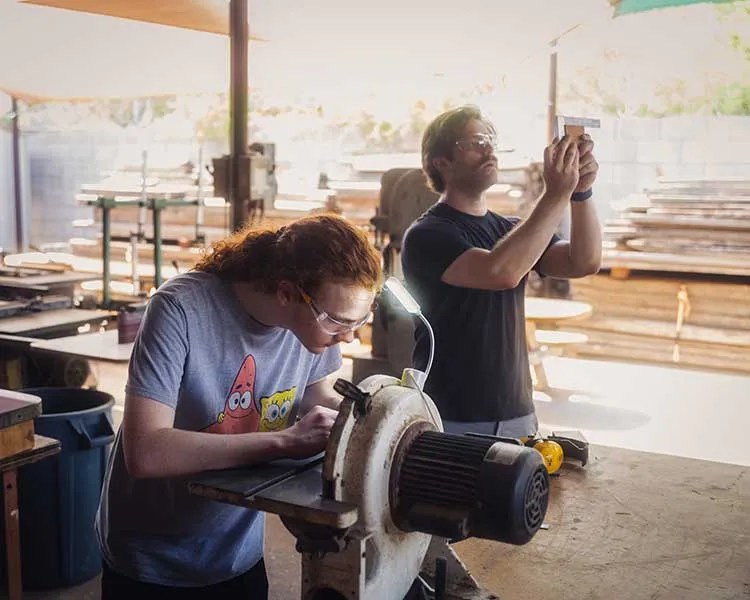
[
  {"left": 2, "top": 116, "right": 749, "bottom": 247},
  {"left": 592, "top": 116, "right": 750, "bottom": 222},
  {"left": 20, "top": 133, "right": 223, "bottom": 245}
]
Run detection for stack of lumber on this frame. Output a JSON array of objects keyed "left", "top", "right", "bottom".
[
  {"left": 566, "top": 273, "right": 750, "bottom": 375},
  {"left": 603, "top": 179, "right": 750, "bottom": 277}
]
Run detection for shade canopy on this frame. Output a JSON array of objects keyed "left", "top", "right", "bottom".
[
  {"left": 1, "top": 0, "right": 615, "bottom": 102},
  {"left": 0, "top": 1, "right": 235, "bottom": 100},
  {"left": 20, "top": 0, "right": 230, "bottom": 35}
]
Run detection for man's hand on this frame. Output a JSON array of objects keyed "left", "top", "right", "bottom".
[
  {"left": 575, "top": 134, "right": 599, "bottom": 193},
  {"left": 543, "top": 136, "right": 580, "bottom": 199},
  {"left": 281, "top": 405, "right": 337, "bottom": 458}
]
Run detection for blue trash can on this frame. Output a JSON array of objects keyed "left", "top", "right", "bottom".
[{"left": 3, "top": 388, "right": 115, "bottom": 589}]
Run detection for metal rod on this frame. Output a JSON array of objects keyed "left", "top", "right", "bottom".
[
  {"left": 229, "top": 0, "right": 249, "bottom": 231},
  {"left": 138, "top": 150, "right": 148, "bottom": 239},
  {"left": 130, "top": 233, "right": 140, "bottom": 295},
  {"left": 102, "top": 202, "right": 111, "bottom": 307},
  {"left": 153, "top": 205, "right": 163, "bottom": 290},
  {"left": 196, "top": 145, "right": 204, "bottom": 241},
  {"left": 11, "top": 97, "right": 24, "bottom": 252}
]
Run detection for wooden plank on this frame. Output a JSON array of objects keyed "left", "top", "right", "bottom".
[
  {"left": 0, "top": 390, "right": 41, "bottom": 430},
  {"left": 605, "top": 226, "right": 750, "bottom": 244},
  {"left": 3, "top": 468, "right": 21, "bottom": 600},
  {"left": 0, "top": 421, "right": 34, "bottom": 461},
  {"left": 569, "top": 288, "right": 750, "bottom": 330},
  {"left": 570, "top": 316, "right": 750, "bottom": 347},
  {"left": 625, "top": 239, "right": 750, "bottom": 257},
  {"left": 603, "top": 250, "right": 750, "bottom": 277},
  {"left": 565, "top": 327, "right": 750, "bottom": 374},
  {"left": 626, "top": 214, "right": 750, "bottom": 231},
  {"left": 572, "top": 340, "right": 750, "bottom": 374},
  {"left": 571, "top": 273, "right": 750, "bottom": 300},
  {"left": 0, "top": 434, "right": 61, "bottom": 472}
]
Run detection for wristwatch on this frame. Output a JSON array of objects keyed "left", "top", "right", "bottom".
[{"left": 571, "top": 188, "right": 593, "bottom": 202}]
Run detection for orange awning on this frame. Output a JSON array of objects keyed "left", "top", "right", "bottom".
[{"left": 20, "top": 0, "right": 232, "bottom": 35}]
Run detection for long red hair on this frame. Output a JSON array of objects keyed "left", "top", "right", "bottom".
[{"left": 195, "top": 214, "right": 383, "bottom": 294}]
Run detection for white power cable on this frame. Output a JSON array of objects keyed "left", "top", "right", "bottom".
[{"left": 405, "top": 369, "right": 441, "bottom": 430}]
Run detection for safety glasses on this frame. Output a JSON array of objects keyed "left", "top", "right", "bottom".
[
  {"left": 455, "top": 133, "right": 498, "bottom": 153},
  {"left": 298, "top": 287, "right": 373, "bottom": 336}
]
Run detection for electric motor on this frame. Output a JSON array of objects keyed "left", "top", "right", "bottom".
[{"left": 391, "top": 426, "right": 549, "bottom": 545}]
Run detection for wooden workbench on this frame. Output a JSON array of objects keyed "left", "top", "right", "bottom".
[
  {"left": 1, "top": 434, "right": 61, "bottom": 600},
  {"left": 30, "top": 330, "right": 132, "bottom": 364},
  {"left": 0, "top": 309, "right": 114, "bottom": 338},
  {"left": 0, "top": 271, "right": 98, "bottom": 295},
  {"left": 261, "top": 445, "right": 749, "bottom": 600}
]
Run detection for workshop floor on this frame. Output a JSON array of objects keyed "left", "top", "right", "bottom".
[
  {"left": 532, "top": 356, "right": 750, "bottom": 467},
  {"left": 106, "top": 355, "right": 750, "bottom": 467},
  {"left": 4, "top": 356, "right": 748, "bottom": 599}
]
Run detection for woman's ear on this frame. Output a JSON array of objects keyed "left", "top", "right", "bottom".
[{"left": 276, "top": 280, "right": 296, "bottom": 306}]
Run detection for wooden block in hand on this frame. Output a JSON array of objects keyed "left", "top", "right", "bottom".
[{"left": 564, "top": 124, "right": 585, "bottom": 140}]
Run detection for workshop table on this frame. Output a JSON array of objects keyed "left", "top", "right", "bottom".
[
  {"left": 30, "top": 329, "right": 132, "bottom": 364},
  {"left": 256, "top": 445, "right": 748, "bottom": 600},
  {"left": 29, "top": 330, "right": 132, "bottom": 404},
  {"left": 0, "top": 271, "right": 98, "bottom": 297},
  {"left": 1, "top": 435, "right": 61, "bottom": 600},
  {"left": 0, "top": 308, "right": 115, "bottom": 339},
  {"left": 79, "top": 184, "right": 197, "bottom": 306},
  {"left": 524, "top": 297, "right": 593, "bottom": 390}
]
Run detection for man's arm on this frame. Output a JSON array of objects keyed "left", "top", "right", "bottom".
[
  {"left": 537, "top": 134, "right": 602, "bottom": 278},
  {"left": 121, "top": 393, "right": 336, "bottom": 479},
  {"left": 442, "top": 137, "right": 580, "bottom": 291},
  {"left": 535, "top": 203, "right": 601, "bottom": 278}
]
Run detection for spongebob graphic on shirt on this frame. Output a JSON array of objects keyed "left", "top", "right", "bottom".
[
  {"left": 258, "top": 388, "right": 296, "bottom": 432},
  {"left": 201, "top": 354, "right": 296, "bottom": 434}
]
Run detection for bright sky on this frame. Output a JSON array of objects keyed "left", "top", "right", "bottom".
[{"left": 1, "top": 0, "right": 747, "bottom": 109}]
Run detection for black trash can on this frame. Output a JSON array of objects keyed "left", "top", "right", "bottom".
[{"left": 0, "top": 388, "right": 115, "bottom": 589}]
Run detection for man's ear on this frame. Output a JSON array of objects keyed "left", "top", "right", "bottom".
[
  {"left": 277, "top": 280, "right": 296, "bottom": 306},
  {"left": 433, "top": 156, "right": 452, "bottom": 176}
]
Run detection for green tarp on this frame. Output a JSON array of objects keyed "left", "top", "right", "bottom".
[{"left": 615, "top": 0, "right": 734, "bottom": 16}]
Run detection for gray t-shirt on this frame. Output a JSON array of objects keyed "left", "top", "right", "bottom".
[{"left": 96, "top": 272, "right": 341, "bottom": 586}]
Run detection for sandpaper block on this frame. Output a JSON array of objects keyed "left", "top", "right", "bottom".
[{"left": 0, "top": 389, "right": 42, "bottom": 460}]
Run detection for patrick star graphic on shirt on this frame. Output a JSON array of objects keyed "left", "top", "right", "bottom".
[{"left": 202, "top": 354, "right": 260, "bottom": 434}]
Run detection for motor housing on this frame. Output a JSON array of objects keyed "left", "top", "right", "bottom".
[{"left": 392, "top": 426, "right": 549, "bottom": 544}]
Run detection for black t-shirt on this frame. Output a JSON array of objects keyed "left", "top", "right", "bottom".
[{"left": 401, "top": 202, "right": 558, "bottom": 422}]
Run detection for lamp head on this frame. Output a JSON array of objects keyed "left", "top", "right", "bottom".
[{"left": 384, "top": 277, "right": 421, "bottom": 315}]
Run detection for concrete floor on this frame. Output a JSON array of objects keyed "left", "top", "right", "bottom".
[
  {"left": 533, "top": 356, "right": 750, "bottom": 467},
  {"left": 4, "top": 356, "right": 749, "bottom": 599}
]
